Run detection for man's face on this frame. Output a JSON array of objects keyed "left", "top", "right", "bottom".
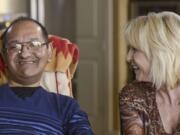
[{"left": 4, "top": 21, "right": 51, "bottom": 85}]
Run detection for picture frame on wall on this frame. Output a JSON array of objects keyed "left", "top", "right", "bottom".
[{"left": 129, "top": 0, "right": 180, "bottom": 18}]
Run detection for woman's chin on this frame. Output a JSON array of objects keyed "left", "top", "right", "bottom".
[{"left": 135, "top": 74, "right": 150, "bottom": 82}]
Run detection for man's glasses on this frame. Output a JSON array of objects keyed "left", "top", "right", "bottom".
[{"left": 5, "top": 41, "right": 48, "bottom": 54}]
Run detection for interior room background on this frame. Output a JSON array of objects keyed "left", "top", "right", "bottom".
[{"left": 0, "top": 0, "right": 179, "bottom": 135}]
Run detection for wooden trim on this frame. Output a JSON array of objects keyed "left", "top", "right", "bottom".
[{"left": 113, "top": 0, "right": 129, "bottom": 133}]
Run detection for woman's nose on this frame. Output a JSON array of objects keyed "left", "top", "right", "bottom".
[{"left": 126, "top": 48, "right": 134, "bottom": 63}]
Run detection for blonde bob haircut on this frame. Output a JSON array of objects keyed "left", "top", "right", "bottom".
[{"left": 124, "top": 11, "right": 180, "bottom": 89}]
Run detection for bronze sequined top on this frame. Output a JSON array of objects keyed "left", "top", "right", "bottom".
[{"left": 119, "top": 81, "right": 180, "bottom": 135}]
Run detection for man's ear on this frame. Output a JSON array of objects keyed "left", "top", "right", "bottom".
[
  {"left": 47, "top": 42, "right": 53, "bottom": 62},
  {"left": 0, "top": 51, "right": 7, "bottom": 68},
  {"left": 0, "top": 48, "right": 5, "bottom": 61}
]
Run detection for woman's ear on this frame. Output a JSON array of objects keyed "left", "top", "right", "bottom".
[{"left": 47, "top": 42, "right": 53, "bottom": 62}]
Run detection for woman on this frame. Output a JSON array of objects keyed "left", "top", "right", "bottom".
[{"left": 119, "top": 11, "right": 180, "bottom": 135}]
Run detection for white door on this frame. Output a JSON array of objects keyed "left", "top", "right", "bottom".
[{"left": 76, "top": 0, "right": 116, "bottom": 134}]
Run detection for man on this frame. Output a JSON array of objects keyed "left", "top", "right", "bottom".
[{"left": 0, "top": 17, "right": 93, "bottom": 134}]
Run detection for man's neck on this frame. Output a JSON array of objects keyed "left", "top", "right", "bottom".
[{"left": 9, "top": 80, "right": 40, "bottom": 87}]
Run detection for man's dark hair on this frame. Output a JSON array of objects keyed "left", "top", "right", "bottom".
[{"left": 1, "top": 17, "right": 48, "bottom": 52}]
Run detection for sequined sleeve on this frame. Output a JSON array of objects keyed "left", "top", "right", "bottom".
[{"left": 119, "top": 82, "right": 151, "bottom": 135}]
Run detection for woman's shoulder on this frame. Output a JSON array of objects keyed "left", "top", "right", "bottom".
[
  {"left": 119, "top": 81, "right": 156, "bottom": 107},
  {"left": 120, "top": 81, "right": 155, "bottom": 97}
]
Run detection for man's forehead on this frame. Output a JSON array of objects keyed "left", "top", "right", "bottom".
[
  {"left": 8, "top": 20, "right": 42, "bottom": 32},
  {"left": 6, "top": 21, "right": 44, "bottom": 40}
]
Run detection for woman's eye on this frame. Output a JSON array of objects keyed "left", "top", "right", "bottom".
[
  {"left": 128, "top": 47, "right": 137, "bottom": 53},
  {"left": 131, "top": 47, "right": 137, "bottom": 52}
]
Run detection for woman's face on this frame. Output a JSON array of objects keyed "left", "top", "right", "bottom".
[{"left": 127, "top": 47, "right": 151, "bottom": 82}]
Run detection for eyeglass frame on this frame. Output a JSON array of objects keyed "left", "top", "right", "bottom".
[{"left": 4, "top": 40, "right": 49, "bottom": 54}]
